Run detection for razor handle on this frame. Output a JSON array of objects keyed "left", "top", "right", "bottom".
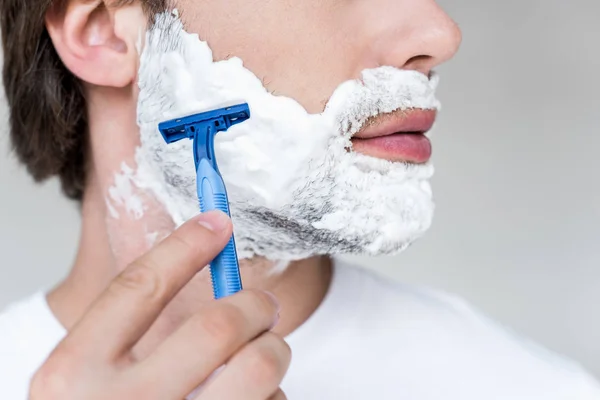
[{"left": 197, "top": 158, "right": 243, "bottom": 299}]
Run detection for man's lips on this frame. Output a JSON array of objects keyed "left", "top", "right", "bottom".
[{"left": 351, "top": 109, "right": 437, "bottom": 163}]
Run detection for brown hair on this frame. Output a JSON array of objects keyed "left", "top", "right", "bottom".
[{"left": 0, "top": 0, "right": 166, "bottom": 200}]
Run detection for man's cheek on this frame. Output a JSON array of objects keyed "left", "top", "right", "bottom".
[{"left": 131, "top": 11, "right": 438, "bottom": 260}]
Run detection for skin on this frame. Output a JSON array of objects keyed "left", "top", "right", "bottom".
[
  {"left": 31, "top": 212, "right": 289, "bottom": 400},
  {"left": 37, "top": 0, "right": 461, "bottom": 398}
]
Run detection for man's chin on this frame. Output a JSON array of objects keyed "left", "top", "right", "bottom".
[
  {"left": 230, "top": 186, "right": 434, "bottom": 261},
  {"left": 231, "top": 215, "right": 432, "bottom": 261}
]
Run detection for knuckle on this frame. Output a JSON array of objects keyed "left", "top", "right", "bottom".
[
  {"left": 246, "top": 335, "right": 291, "bottom": 386},
  {"left": 168, "top": 233, "right": 196, "bottom": 258},
  {"left": 29, "top": 355, "right": 74, "bottom": 399},
  {"left": 198, "top": 304, "right": 245, "bottom": 345},
  {"left": 111, "top": 260, "right": 164, "bottom": 301}
]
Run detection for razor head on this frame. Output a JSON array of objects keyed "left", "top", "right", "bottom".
[{"left": 158, "top": 103, "right": 251, "bottom": 144}]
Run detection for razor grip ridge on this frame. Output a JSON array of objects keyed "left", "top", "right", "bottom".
[{"left": 197, "top": 158, "right": 243, "bottom": 299}]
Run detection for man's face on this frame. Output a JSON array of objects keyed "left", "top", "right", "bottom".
[
  {"left": 176, "top": 0, "right": 460, "bottom": 115},
  {"left": 120, "top": 0, "right": 461, "bottom": 261}
]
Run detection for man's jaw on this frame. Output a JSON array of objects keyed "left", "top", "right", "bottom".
[
  {"left": 134, "top": 13, "right": 438, "bottom": 260},
  {"left": 350, "top": 108, "right": 436, "bottom": 163}
]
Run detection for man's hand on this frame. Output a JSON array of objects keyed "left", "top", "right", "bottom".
[{"left": 29, "top": 211, "right": 290, "bottom": 400}]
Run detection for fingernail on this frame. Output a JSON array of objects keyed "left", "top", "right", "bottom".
[
  {"left": 269, "top": 312, "right": 281, "bottom": 330},
  {"left": 264, "top": 291, "right": 281, "bottom": 312},
  {"left": 264, "top": 291, "right": 281, "bottom": 330},
  {"left": 196, "top": 211, "right": 230, "bottom": 232}
]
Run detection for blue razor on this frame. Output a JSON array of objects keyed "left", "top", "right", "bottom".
[{"left": 158, "top": 104, "right": 251, "bottom": 299}]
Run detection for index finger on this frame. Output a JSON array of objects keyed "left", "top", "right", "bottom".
[{"left": 61, "top": 211, "right": 233, "bottom": 361}]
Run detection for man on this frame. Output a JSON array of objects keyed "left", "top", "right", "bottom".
[{"left": 0, "top": 0, "right": 598, "bottom": 399}]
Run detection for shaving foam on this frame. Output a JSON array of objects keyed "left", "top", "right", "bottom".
[{"left": 125, "top": 11, "right": 440, "bottom": 260}]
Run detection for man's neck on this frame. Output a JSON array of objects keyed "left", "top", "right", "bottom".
[
  {"left": 47, "top": 87, "right": 333, "bottom": 355},
  {"left": 48, "top": 190, "right": 332, "bottom": 355}
]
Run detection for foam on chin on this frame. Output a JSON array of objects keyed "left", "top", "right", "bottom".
[{"left": 130, "top": 10, "right": 439, "bottom": 260}]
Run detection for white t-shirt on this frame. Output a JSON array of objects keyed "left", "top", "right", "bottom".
[{"left": 1, "top": 261, "right": 599, "bottom": 399}]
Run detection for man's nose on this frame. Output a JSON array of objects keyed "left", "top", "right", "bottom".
[{"left": 361, "top": 0, "right": 462, "bottom": 76}]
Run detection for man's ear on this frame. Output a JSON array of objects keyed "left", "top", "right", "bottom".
[{"left": 45, "top": 0, "right": 145, "bottom": 87}]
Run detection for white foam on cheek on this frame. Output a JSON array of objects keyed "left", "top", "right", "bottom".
[
  {"left": 107, "top": 163, "right": 145, "bottom": 220},
  {"left": 129, "top": 11, "right": 440, "bottom": 260},
  {"left": 145, "top": 231, "right": 160, "bottom": 248},
  {"left": 138, "top": 31, "right": 332, "bottom": 210},
  {"left": 105, "top": 198, "right": 120, "bottom": 219}
]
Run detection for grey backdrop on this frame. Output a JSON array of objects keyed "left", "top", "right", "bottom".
[{"left": 1, "top": 0, "right": 599, "bottom": 376}]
